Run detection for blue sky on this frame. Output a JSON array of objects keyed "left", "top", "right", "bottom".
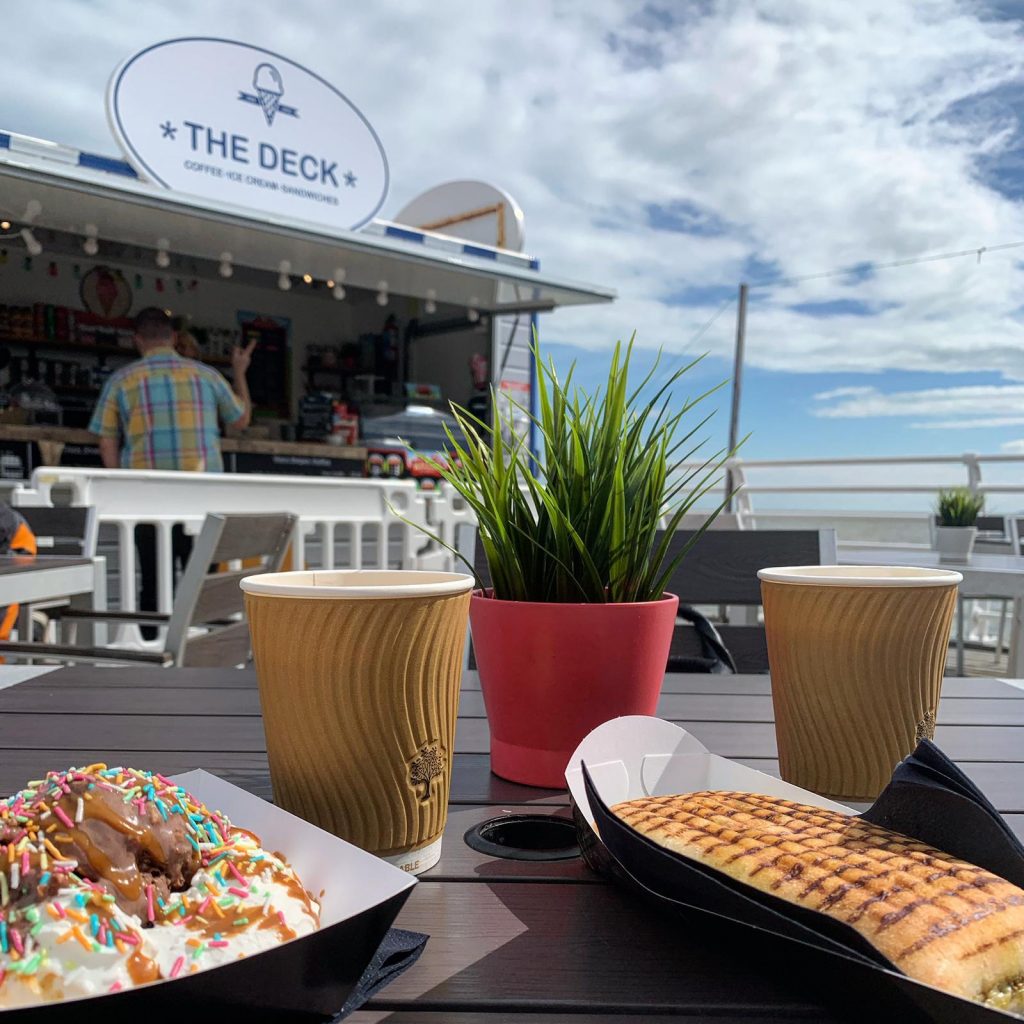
[{"left": 5, "top": 0, "right": 1024, "bottom": 483}]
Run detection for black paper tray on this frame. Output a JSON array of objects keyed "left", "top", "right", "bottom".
[{"left": 566, "top": 717, "right": 1024, "bottom": 1023}]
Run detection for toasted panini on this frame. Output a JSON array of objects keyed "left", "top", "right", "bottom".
[{"left": 612, "top": 791, "right": 1024, "bottom": 1012}]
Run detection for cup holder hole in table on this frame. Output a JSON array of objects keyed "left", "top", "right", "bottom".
[{"left": 463, "top": 814, "right": 581, "bottom": 861}]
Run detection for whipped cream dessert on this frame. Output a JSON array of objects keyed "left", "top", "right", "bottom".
[{"left": 0, "top": 765, "right": 319, "bottom": 1007}]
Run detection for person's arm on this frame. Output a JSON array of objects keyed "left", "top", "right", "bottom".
[
  {"left": 98, "top": 437, "right": 119, "bottom": 468},
  {"left": 228, "top": 339, "right": 257, "bottom": 430},
  {"left": 88, "top": 377, "right": 122, "bottom": 467}
]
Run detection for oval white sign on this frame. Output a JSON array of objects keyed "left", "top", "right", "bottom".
[{"left": 107, "top": 38, "right": 389, "bottom": 231}]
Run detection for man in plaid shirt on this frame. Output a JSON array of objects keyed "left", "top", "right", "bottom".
[
  {"left": 90, "top": 307, "right": 254, "bottom": 470},
  {"left": 89, "top": 307, "right": 256, "bottom": 634}
]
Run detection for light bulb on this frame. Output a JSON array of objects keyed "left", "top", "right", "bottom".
[
  {"left": 24, "top": 199, "right": 41, "bottom": 221},
  {"left": 218, "top": 252, "right": 233, "bottom": 278},
  {"left": 424, "top": 288, "right": 437, "bottom": 314},
  {"left": 332, "top": 283, "right": 346, "bottom": 300},
  {"left": 0, "top": 221, "right": 10, "bottom": 232},
  {"left": 376, "top": 290, "right": 388, "bottom": 306},
  {"left": 302, "top": 273, "right": 313, "bottom": 284},
  {"left": 83, "top": 225, "right": 99, "bottom": 256},
  {"left": 155, "top": 238, "right": 170, "bottom": 268},
  {"left": 277, "top": 259, "right": 292, "bottom": 290},
  {"left": 333, "top": 267, "right": 346, "bottom": 283},
  {"left": 467, "top": 306, "right": 480, "bottom": 323},
  {"left": 20, "top": 228, "right": 42, "bottom": 257}
]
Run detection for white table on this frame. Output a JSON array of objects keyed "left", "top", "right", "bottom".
[
  {"left": 840, "top": 545, "right": 1024, "bottom": 675},
  {"left": 0, "top": 555, "right": 107, "bottom": 647}
]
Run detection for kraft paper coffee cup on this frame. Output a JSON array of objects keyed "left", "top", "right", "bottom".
[
  {"left": 758, "top": 565, "right": 961, "bottom": 801},
  {"left": 241, "top": 569, "right": 473, "bottom": 874}
]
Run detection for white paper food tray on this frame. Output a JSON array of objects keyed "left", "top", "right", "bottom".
[
  {"left": 4, "top": 770, "right": 417, "bottom": 1022},
  {"left": 565, "top": 715, "right": 853, "bottom": 819}
]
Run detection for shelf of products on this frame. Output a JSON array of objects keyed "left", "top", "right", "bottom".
[{"left": 0, "top": 335, "right": 232, "bottom": 367}]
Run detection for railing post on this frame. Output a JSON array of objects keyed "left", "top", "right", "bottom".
[
  {"left": 964, "top": 452, "right": 982, "bottom": 494},
  {"left": 730, "top": 460, "right": 753, "bottom": 526}
]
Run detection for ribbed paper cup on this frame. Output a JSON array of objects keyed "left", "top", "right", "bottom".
[
  {"left": 758, "top": 566, "right": 961, "bottom": 801},
  {"left": 241, "top": 570, "right": 473, "bottom": 874}
]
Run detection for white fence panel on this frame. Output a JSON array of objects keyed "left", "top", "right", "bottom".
[{"left": 12, "top": 468, "right": 434, "bottom": 647}]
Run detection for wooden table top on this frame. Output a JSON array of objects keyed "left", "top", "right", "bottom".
[{"left": 0, "top": 666, "right": 1021, "bottom": 1023}]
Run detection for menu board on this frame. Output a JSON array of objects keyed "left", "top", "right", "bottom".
[
  {"left": 237, "top": 311, "right": 290, "bottom": 417},
  {"left": 496, "top": 379, "right": 531, "bottom": 446}
]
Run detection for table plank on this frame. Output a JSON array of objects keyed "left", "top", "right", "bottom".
[
  {"left": 372, "top": 881, "right": 841, "bottom": 1019},
  {"left": 0, "top": 714, "right": 266, "bottom": 751},
  {"left": 11, "top": 666, "right": 1024, "bottom": 701},
  {"left": 461, "top": 671, "right": 1024, "bottom": 698},
  {"left": 451, "top": 717, "right": 1024, "bottom": 762},
  {"left": 26, "top": 666, "right": 256, "bottom": 688},
  {"left": 450, "top": 756, "right": 568, "bottom": 807},
  {"left": 456, "top": 691, "right": 1024, "bottom": 725},
  {"left": 0, "top": 750, "right": 271, "bottom": 799},
  {"left": 0, "top": 685, "right": 264, "bottom": 715},
  {"left": 7, "top": 682, "right": 1022, "bottom": 728},
  {"left": 351, "top": 1015, "right": 819, "bottom": 1023}
]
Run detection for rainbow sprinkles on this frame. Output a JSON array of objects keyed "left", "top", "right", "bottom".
[{"left": 0, "top": 765, "right": 319, "bottom": 1007}]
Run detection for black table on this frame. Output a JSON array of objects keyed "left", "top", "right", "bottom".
[{"left": 0, "top": 666, "right": 1020, "bottom": 1022}]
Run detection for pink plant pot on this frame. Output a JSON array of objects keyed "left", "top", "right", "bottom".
[{"left": 469, "top": 590, "right": 679, "bottom": 788}]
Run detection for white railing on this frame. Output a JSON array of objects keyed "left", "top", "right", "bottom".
[
  {"left": 11, "top": 468, "right": 441, "bottom": 646},
  {"left": 724, "top": 452, "right": 1024, "bottom": 519},
  {"left": 12, "top": 453, "right": 1023, "bottom": 656}
]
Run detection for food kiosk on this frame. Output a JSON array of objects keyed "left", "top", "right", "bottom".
[{"left": 0, "top": 39, "right": 613, "bottom": 482}]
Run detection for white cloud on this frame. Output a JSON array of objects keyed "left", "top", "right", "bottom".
[
  {"left": 4, "top": 0, "right": 1024, "bottom": 377},
  {"left": 813, "top": 386, "right": 877, "bottom": 401},
  {"left": 914, "top": 417, "right": 1024, "bottom": 428},
  {"left": 813, "top": 383, "right": 1024, "bottom": 427},
  {"left": 1003, "top": 439, "right": 1024, "bottom": 452}
]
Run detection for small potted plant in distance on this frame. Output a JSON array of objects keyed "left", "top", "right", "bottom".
[
  {"left": 934, "top": 487, "right": 985, "bottom": 563},
  {"left": 423, "top": 335, "right": 732, "bottom": 788}
]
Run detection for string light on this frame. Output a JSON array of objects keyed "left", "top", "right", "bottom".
[
  {"left": 424, "top": 288, "right": 437, "bottom": 315},
  {"left": 376, "top": 279, "right": 388, "bottom": 306},
  {"left": 467, "top": 296, "right": 480, "bottom": 323},
  {"left": 302, "top": 273, "right": 313, "bottom": 284},
  {"left": 278, "top": 259, "right": 292, "bottom": 291},
  {"left": 83, "top": 224, "right": 99, "bottom": 256},
  {"left": 218, "top": 252, "right": 233, "bottom": 278},
  {"left": 332, "top": 282, "right": 346, "bottom": 300},
  {"left": 155, "top": 238, "right": 170, "bottom": 268},
  {"left": 0, "top": 221, "right": 12, "bottom": 232}
]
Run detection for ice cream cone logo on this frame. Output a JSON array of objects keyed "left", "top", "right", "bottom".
[
  {"left": 238, "top": 63, "right": 299, "bottom": 125},
  {"left": 254, "top": 63, "right": 283, "bottom": 124}
]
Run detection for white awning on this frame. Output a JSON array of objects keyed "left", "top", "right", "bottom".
[{"left": 0, "top": 133, "right": 614, "bottom": 314}]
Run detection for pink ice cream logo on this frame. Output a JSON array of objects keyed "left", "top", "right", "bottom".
[{"left": 237, "top": 63, "right": 300, "bottom": 126}]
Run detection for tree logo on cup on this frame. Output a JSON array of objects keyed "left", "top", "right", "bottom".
[
  {"left": 916, "top": 712, "right": 937, "bottom": 742},
  {"left": 410, "top": 745, "right": 444, "bottom": 801}
]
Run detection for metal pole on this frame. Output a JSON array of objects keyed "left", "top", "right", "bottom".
[{"left": 725, "top": 282, "right": 748, "bottom": 512}]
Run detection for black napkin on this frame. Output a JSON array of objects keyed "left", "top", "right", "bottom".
[
  {"left": 333, "top": 928, "right": 428, "bottom": 1021},
  {"left": 859, "top": 738, "right": 1024, "bottom": 888}
]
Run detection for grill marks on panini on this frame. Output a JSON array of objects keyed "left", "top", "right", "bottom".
[{"left": 615, "top": 791, "right": 1020, "bottom": 965}]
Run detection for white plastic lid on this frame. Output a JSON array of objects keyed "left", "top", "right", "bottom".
[
  {"left": 757, "top": 565, "right": 963, "bottom": 587},
  {"left": 240, "top": 569, "right": 475, "bottom": 600}
]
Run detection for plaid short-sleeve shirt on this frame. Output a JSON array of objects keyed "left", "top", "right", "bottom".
[{"left": 88, "top": 347, "right": 245, "bottom": 471}]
